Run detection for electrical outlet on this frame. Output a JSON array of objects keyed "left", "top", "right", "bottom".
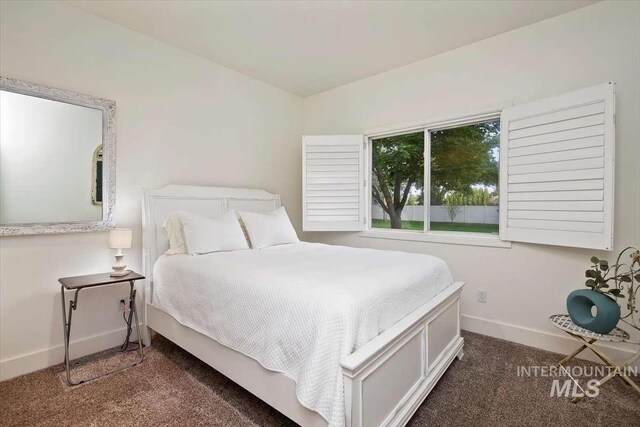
[
  {"left": 477, "top": 289, "right": 487, "bottom": 303},
  {"left": 118, "top": 299, "right": 127, "bottom": 312}
]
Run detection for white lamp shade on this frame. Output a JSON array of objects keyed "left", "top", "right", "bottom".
[{"left": 109, "top": 228, "right": 132, "bottom": 249}]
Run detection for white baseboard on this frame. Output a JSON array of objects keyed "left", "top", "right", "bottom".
[
  {"left": 461, "top": 314, "right": 639, "bottom": 369},
  {"left": 0, "top": 325, "right": 140, "bottom": 381}
]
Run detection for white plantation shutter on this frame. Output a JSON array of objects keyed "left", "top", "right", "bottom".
[
  {"left": 500, "top": 82, "right": 615, "bottom": 250},
  {"left": 303, "top": 135, "right": 365, "bottom": 231}
]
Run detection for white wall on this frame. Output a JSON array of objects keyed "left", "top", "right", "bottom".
[
  {"left": 304, "top": 2, "right": 640, "bottom": 361},
  {"left": 0, "top": 1, "right": 302, "bottom": 379},
  {"left": 0, "top": 90, "right": 103, "bottom": 223}
]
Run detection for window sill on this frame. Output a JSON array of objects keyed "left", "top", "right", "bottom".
[{"left": 359, "top": 229, "right": 512, "bottom": 248}]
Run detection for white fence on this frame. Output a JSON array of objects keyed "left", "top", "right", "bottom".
[{"left": 371, "top": 205, "right": 499, "bottom": 224}]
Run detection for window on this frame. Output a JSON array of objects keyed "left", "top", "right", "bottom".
[
  {"left": 370, "top": 131, "right": 424, "bottom": 231},
  {"left": 303, "top": 82, "right": 615, "bottom": 250},
  {"left": 369, "top": 118, "right": 499, "bottom": 235},
  {"left": 429, "top": 119, "right": 500, "bottom": 234}
]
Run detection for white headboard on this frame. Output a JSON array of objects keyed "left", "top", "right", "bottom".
[{"left": 142, "top": 185, "right": 281, "bottom": 285}]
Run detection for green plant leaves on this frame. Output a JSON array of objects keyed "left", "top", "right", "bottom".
[
  {"left": 583, "top": 252, "right": 636, "bottom": 303},
  {"left": 609, "top": 289, "right": 624, "bottom": 298}
]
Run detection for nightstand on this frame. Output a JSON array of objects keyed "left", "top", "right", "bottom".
[{"left": 58, "top": 271, "right": 145, "bottom": 385}]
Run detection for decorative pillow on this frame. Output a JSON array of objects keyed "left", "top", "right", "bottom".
[
  {"left": 238, "top": 207, "right": 299, "bottom": 249},
  {"left": 179, "top": 210, "right": 249, "bottom": 255},
  {"left": 162, "top": 214, "right": 187, "bottom": 255}
]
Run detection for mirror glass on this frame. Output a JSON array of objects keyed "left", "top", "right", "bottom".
[{"left": 0, "top": 90, "right": 104, "bottom": 224}]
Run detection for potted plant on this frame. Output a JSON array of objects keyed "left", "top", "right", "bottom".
[{"left": 567, "top": 247, "right": 640, "bottom": 334}]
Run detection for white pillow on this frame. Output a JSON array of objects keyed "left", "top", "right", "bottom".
[
  {"left": 179, "top": 210, "right": 249, "bottom": 255},
  {"left": 162, "top": 214, "right": 187, "bottom": 255},
  {"left": 238, "top": 207, "right": 299, "bottom": 249}
]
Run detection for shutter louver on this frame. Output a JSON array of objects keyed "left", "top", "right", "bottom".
[
  {"left": 303, "top": 135, "right": 365, "bottom": 231},
  {"left": 500, "top": 82, "right": 615, "bottom": 250}
]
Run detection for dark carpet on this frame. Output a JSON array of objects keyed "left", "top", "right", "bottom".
[{"left": 1, "top": 331, "right": 638, "bottom": 426}]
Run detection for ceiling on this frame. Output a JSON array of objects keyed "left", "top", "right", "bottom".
[{"left": 66, "top": 1, "right": 596, "bottom": 96}]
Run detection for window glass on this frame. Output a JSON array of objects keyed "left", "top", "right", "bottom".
[
  {"left": 370, "top": 131, "right": 424, "bottom": 231},
  {"left": 429, "top": 119, "right": 500, "bottom": 234}
]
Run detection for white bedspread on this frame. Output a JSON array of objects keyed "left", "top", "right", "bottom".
[{"left": 152, "top": 242, "right": 453, "bottom": 426}]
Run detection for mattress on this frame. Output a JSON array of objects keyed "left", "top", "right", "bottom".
[{"left": 152, "top": 242, "right": 453, "bottom": 427}]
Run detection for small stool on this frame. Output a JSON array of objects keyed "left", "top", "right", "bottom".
[{"left": 549, "top": 314, "right": 640, "bottom": 402}]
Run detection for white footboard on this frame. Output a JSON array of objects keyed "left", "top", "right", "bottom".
[
  {"left": 145, "top": 281, "right": 464, "bottom": 427},
  {"left": 341, "top": 282, "right": 464, "bottom": 427}
]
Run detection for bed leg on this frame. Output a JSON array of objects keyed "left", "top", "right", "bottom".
[
  {"left": 456, "top": 348, "right": 464, "bottom": 361},
  {"left": 142, "top": 326, "right": 153, "bottom": 347}
]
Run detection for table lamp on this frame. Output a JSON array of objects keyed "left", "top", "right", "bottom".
[{"left": 109, "top": 228, "right": 132, "bottom": 277}]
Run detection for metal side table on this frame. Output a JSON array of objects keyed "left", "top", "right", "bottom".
[
  {"left": 549, "top": 314, "right": 640, "bottom": 402},
  {"left": 59, "top": 271, "right": 145, "bottom": 385}
]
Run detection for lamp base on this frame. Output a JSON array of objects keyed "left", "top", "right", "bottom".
[
  {"left": 110, "top": 270, "right": 130, "bottom": 277},
  {"left": 111, "top": 253, "right": 128, "bottom": 277}
]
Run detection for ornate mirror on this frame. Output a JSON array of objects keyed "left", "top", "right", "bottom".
[{"left": 0, "top": 76, "right": 116, "bottom": 236}]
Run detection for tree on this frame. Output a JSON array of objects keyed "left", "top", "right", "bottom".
[
  {"left": 444, "top": 193, "right": 463, "bottom": 222},
  {"left": 465, "top": 187, "right": 492, "bottom": 206},
  {"left": 430, "top": 120, "right": 499, "bottom": 204},
  {"left": 406, "top": 193, "right": 421, "bottom": 206},
  {"left": 443, "top": 188, "right": 491, "bottom": 222},
  {"left": 371, "top": 132, "right": 424, "bottom": 229},
  {"left": 371, "top": 120, "right": 499, "bottom": 229}
]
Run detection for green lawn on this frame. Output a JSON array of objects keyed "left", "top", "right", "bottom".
[
  {"left": 371, "top": 219, "right": 498, "bottom": 233},
  {"left": 372, "top": 219, "right": 424, "bottom": 230}
]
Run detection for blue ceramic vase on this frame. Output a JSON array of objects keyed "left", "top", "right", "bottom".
[{"left": 567, "top": 289, "right": 620, "bottom": 334}]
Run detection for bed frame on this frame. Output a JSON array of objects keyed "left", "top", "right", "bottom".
[{"left": 142, "top": 185, "right": 464, "bottom": 427}]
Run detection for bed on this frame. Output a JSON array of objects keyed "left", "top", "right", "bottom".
[{"left": 142, "top": 185, "right": 465, "bottom": 427}]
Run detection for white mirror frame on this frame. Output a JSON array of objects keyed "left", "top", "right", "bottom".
[{"left": 0, "top": 76, "right": 116, "bottom": 236}]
